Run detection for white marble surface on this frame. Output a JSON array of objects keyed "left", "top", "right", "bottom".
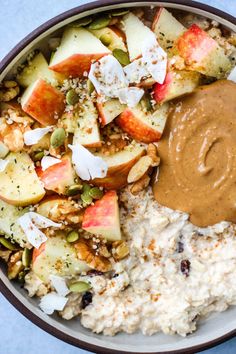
[{"left": 0, "top": 1, "right": 235, "bottom": 353}]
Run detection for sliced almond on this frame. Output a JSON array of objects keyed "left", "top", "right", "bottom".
[{"left": 127, "top": 155, "right": 152, "bottom": 183}]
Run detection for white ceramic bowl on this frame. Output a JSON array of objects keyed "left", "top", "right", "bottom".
[{"left": 0, "top": 1, "right": 236, "bottom": 353}]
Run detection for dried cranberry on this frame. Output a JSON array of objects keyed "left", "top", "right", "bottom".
[
  {"left": 87, "top": 270, "right": 103, "bottom": 277},
  {"left": 180, "top": 259, "right": 191, "bottom": 277},
  {"left": 81, "top": 291, "right": 93, "bottom": 309},
  {"left": 176, "top": 241, "right": 184, "bottom": 253}
]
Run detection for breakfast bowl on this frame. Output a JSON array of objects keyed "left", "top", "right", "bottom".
[{"left": 0, "top": 1, "right": 236, "bottom": 353}]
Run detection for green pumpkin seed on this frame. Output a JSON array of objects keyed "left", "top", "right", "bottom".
[
  {"left": 82, "top": 184, "right": 91, "bottom": 193},
  {"left": 87, "top": 79, "right": 95, "bottom": 95},
  {"left": 71, "top": 16, "right": 93, "bottom": 27},
  {"left": 112, "top": 49, "right": 130, "bottom": 66},
  {"left": 111, "top": 9, "right": 129, "bottom": 16},
  {"left": 22, "top": 248, "right": 32, "bottom": 268},
  {"left": 0, "top": 237, "right": 18, "bottom": 251},
  {"left": 32, "top": 150, "right": 44, "bottom": 161},
  {"left": 89, "top": 187, "right": 103, "bottom": 200},
  {"left": 18, "top": 270, "right": 27, "bottom": 283},
  {"left": 66, "top": 184, "right": 82, "bottom": 196},
  {"left": 88, "top": 15, "right": 111, "bottom": 30},
  {"left": 0, "top": 141, "right": 9, "bottom": 158},
  {"left": 66, "top": 230, "right": 79, "bottom": 243},
  {"left": 141, "top": 93, "right": 152, "bottom": 112},
  {"left": 69, "top": 281, "right": 91, "bottom": 293},
  {"left": 81, "top": 193, "right": 93, "bottom": 205},
  {"left": 50, "top": 128, "right": 66, "bottom": 148},
  {"left": 100, "top": 33, "right": 112, "bottom": 46},
  {"left": 66, "top": 89, "right": 80, "bottom": 106}
]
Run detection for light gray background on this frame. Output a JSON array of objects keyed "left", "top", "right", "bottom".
[{"left": 0, "top": 1, "right": 235, "bottom": 353}]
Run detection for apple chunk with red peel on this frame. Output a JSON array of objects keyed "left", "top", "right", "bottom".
[
  {"left": 97, "top": 98, "right": 126, "bottom": 126},
  {"left": 49, "top": 27, "right": 110, "bottom": 77},
  {"left": 92, "top": 143, "right": 145, "bottom": 190},
  {"left": 36, "top": 155, "right": 75, "bottom": 194},
  {"left": 116, "top": 103, "right": 169, "bottom": 143},
  {"left": 21, "top": 78, "right": 65, "bottom": 126},
  {"left": 154, "top": 70, "right": 200, "bottom": 103},
  {"left": 177, "top": 24, "right": 231, "bottom": 78},
  {"left": 0, "top": 152, "right": 45, "bottom": 206},
  {"left": 152, "top": 8, "right": 186, "bottom": 52},
  {"left": 82, "top": 191, "right": 121, "bottom": 241}
]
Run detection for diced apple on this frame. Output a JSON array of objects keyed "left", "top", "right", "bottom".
[
  {"left": 49, "top": 27, "right": 110, "bottom": 77},
  {"left": 152, "top": 8, "right": 186, "bottom": 51},
  {"left": 116, "top": 103, "right": 169, "bottom": 143},
  {"left": 96, "top": 98, "right": 125, "bottom": 126},
  {"left": 21, "top": 78, "right": 65, "bottom": 126},
  {"left": 0, "top": 152, "right": 45, "bottom": 206},
  {"left": 177, "top": 24, "right": 231, "bottom": 78},
  {"left": 36, "top": 154, "right": 75, "bottom": 194},
  {"left": 73, "top": 99, "right": 101, "bottom": 148},
  {"left": 153, "top": 70, "right": 200, "bottom": 103},
  {"left": 92, "top": 143, "right": 145, "bottom": 189},
  {"left": 16, "top": 52, "right": 58, "bottom": 88},
  {"left": 89, "top": 26, "right": 127, "bottom": 52},
  {"left": 32, "top": 232, "right": 89, "bottom": 282},
  {"left": 122, "top": 12, "right": 155, "bottom": 61},
  {"left": 82, "top": 190, "right": 121, "bottom": 241}
]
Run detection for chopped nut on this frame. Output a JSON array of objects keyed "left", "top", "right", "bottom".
[
  {"left": 127, "top": 155, "right": 153, "bottom": 183},
  {"left": 112, "top": 241, "right": 129, "bottom": 260},
  {"left": 130, "top": 174, "right": 150, "bottom": 195},
  {"left": 7, "top": 251, "right": 24, "bottom": 280},
  {"left": 147, "top": 143, "right": 161, "bottom": 167},
  {"left": 0, "top": 249, "right": 12, "bottom": 262},
  {"left": 98, "top": 245, "right": 111, "bottom": 258},
  {"left": 0, "top": 81, "right": 20, "bottom": 102}
]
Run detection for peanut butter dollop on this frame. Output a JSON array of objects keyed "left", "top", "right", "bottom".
[{"left": 153, "top": 80, "right": 236, "bottom": 227}]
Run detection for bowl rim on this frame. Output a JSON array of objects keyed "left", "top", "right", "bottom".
[{"left": 0, "top": 1, "right": 236, "bottom": 353}]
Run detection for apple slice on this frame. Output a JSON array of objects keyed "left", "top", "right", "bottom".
[
  {"left": 153, "top": 70, "right": 200, "bottom": 103},
  {"left": 73, "top": 99, "right": 101, "bottom": 148},
  {"left": 92, "top": 142, "right": 145, "bottom": 189},
  {"left": 97, "top": 98, "right": 125, "bottom": 126},
  {"left": 152, "top": 8, "right": 186, "bottom": 51},
  {"left": 0, "top": 152, "right": 45, "bottom": 206},
  {"left": 82, "top": 190, "right": 121, "bottom": 241},
  {"left": 36, "top": 155, "right": 75, "bottom": 194},
  {"left": 116, "top": 103, "right": 169, "bottom": 143},
  {"left": 49, "top": 27, "right": 110, "bottom": 77},
  {"left": 16, "top": 52, "right": 58, "bottom": 88},
  {"left": 21, "top": 78, "right": 65, "bottom": 126},
  {"left": 89, "top": 26, "right": 127, "bottom": 52},
  {"left": 122, "top": 12, "right": 155, "bottom": 61},
  {"left": 32, "top": 232, "right": 89, "bottom": 282},
  {"left": 177, "top": 24, "right": 231, "bottom": 78}
]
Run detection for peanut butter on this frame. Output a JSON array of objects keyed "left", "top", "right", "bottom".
[{"left": 153, "top": 80, "right": 236, "bottom": 227}]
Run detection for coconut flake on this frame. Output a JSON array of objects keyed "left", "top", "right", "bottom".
[
  {"left": 24, "top": 126, "right": 53, "bottom": 146},
  {"left": 69, "top": 143, "right": 108, "bottom": 181},
  {"left": 117, "top": 87, "right": 144, "bottom": 108},
  {"left": 88, "top": 55, "right": 127, "bottom": 98},
  {"left": 41, "top": 156, "right": 61, "bottom": 171},
  {"left": 0, "top": 159, "right": 9, "bottom": 172},
  {"left": 39, "top": 292, "right": 68, "bottom": 315},
  {"left": 18, "top": 212, "right": 61, "bottom": 249},
  {"left": 49, "top": 275, "right": 70, "bottom": 296},
  {"left": 141, "top": 36, "right": 167, "bottom": 84},
  {"left": 228, "top": 66, "right": 236, "bottom": 83},
  {"left": 124, "top": 58, "right": 150, "bottom": 84}
]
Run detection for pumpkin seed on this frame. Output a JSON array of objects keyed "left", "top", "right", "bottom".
[
  {"left": 18, "top": 270, "right": 27, "bottom": 283},
  {"left": 66, "top": 89, "right": 80, "bottom": 105},
  {"left": 66, "top": 230, "right": 79, "bottom": 243},
  {"left": 0, "top": 237, "right": 18, "bottom": 251},
  {"left": 89, "top": 187, "right": 103, "bottom": 200},
  {"left": 71, "top": 16, "right": 93, "bottom": 27},
  {"left": 50, "top": 128, "right": 66, "bottom": 148},
  {"left": 82, "top": 184, "right": 91, "bottom": 193},
  {"left": 66, "top": 184, "right": 83, "bottom": 196},
  {"left": 81, "top": 193, "right": 93, "bottom": 205},
  {"left": 69, "top": 281, "right": 91, "bottom": 293},
  {"left": 87, "top": 79, "right": 95, "bottom": 95},
  {"left": 141, "top": 93, "right": 152, "bottom": 112},
  {"left": 112, "top": 49, "right": 130, "bottom": 66},
  {"left": 111, "top": 9, "right": 129, "bottom": 16},
  {"left": 100, "top": 33, "right": 112, "bottom": 46},
  {"left": 32, "top": 150, "right": 44, "bottom": 161},
  {"left": 22, "top": 248, "right": 32, "bottom": 268},
  {"left": 88, "top": 15, "right": 110, "bottom": 30},
  {"left": 0, "top": 141, "right": 9, "bottom": 158}
]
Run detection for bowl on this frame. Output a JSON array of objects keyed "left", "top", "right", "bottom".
[{"left": 0, "top": 1, "right": 236, "bottom": 353}]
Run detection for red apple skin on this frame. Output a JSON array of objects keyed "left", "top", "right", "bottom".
[
  {"left": 151, "top": 7, "right": 163, "bottom": 31},
  {"left": 22, "top": 79, "right": 65, "bottom": 126},
  {"left": 32, "top": 242, "right": 46, "bottom": 264},
  {"left": 177, "top": 24, "right": 217, "bottom": 64},
  {"left": 116, "top": 109, "right": 162, "bottom": 143},
  {"left": 108, "top": 26, "right": 126, "bottom": 41},
  {"left": 49, "top": 53, "right": 109, "bottom": 77},
  {"left": 36, "top": 156, "right": 74, "bottom": 194},
  {"left": 153, "top": 72, "right": 172, "bottom": 103}
]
